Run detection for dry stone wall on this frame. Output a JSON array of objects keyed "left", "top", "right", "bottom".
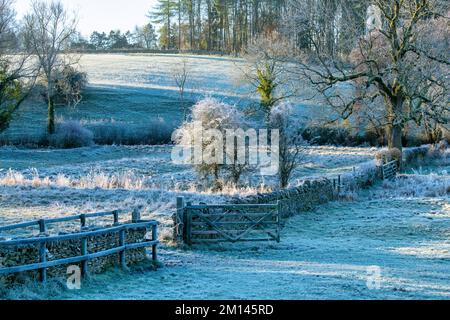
[
  {"left": 230, "top": 146, "right": 433, "bottom": 218},
  {"left": 231, "top": 178, "right": 334, "bottom": 218}
]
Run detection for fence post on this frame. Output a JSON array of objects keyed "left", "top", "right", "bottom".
[
  {"left": 132, "top": 208, "right": 141, "bottom": 223},
  {"left": 38, "top": 219, "right": 47, "bottom": 234},
  {"left": 338, "top": 175, "right": 341, "bottom": 194},
  {"left": 152, "top": 224, "right": 158, "bottom": 262},
  {"left": 113, "top": 210, "right": 120, "bottom": 225},
  {"left": 119, "top": 229, "right": 127, "bottom": 269},
  {"left": 39, "top": 242, "right": 47, "bottom": 284},
  {"left": 276, "top": 201, "right": 281, "bottom": 243},
  {"left": 81, "top": 237, "right": 89, "bottom": 278},
  {"left": 185, "top": 202, "right": 192, "bottom": 246},
  {"left": 175, "top": 197, "right": 185, "bottom": 242},
  {"left": 80, "top": 214, "right": 86, "bottom": 229}
]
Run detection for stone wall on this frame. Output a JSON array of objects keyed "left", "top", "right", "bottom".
[
  {"left": 229, "top": 146, "right": 434, "bottom": 218},
  {"left": 232, "top": 178, "right": 334, "bottom": 219},
  {"left": 0, "top": 226, "right": 148, "bottom": 288}
]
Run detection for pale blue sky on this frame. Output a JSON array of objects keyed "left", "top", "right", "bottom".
[{"left": 14, "top": 0, "right": 158, "bottom": 36}]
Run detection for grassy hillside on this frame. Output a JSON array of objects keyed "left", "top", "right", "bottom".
[{"left": 0, "top": 54, "right": 328, "bottom": 145}]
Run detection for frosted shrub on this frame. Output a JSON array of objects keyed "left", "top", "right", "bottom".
[
  {"left": 380, "top": 173, "right": 450, "bottom": 198},
  {"left": 270, "top": 102, "right": 307, "bottom": 188},
  {"left": 49, "top": 121, "right": 94, "bottom": 149},
  {"left": 427, "top": 140, "right": 449, "bottom": 159},
  {"left": 0, "top": 169, "right": 50, "bottom": 187},
  {"left": 77, "top": 170, "right": 145, "bottom": 190},
  {"left": 90, "top": 119, "right": 173, "bottom": 145},
  {"left": 173, "top": 98, "right": 247, "bottom": 190},
  {"left": 375, "top": 148, "right": 402, "bottom": 165}
]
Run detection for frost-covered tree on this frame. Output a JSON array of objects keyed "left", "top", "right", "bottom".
[
  {"left": 173, "top": 98, "right": 247, "bottom": 190},
  {"left": 135, "top": 23, "right": 158, "bottom": 49},
  {"left": 270, "top": 103, "right": 307, "bottom": 189},
  {"left": 170, "top": 57, "right": 190, "bottom": 120}
]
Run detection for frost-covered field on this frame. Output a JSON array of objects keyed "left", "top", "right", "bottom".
[
  {"left": 0, "top": 54, "right": 325, "bottom": 144},
  {"left": 1, "top": 145, "right": 449, "bottom": 300},
  {"left": 13, "top": 168, "right": 446, "bottom": 300},
  {"left": 1, "top": 53, "right": 449, "bottom": 300},
  {"left": 0, "top": 145, "right": 377, "bottom": 238}
]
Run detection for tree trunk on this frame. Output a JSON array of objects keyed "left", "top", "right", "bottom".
[
  {"left": 207, "top": 0, "right": 212, "bottom": 51},
  {"left": 188, "top": 1, "right": 194, "bottom": 49},
  {"left": 47, "top": 96, "right": 55, "bottom": 134},
  {"left": 386, "top": 95, "right": 404, "bottom": 152},
  {"left": 178, "top": 0, "right": 182, "bottom": 50},
  {"left": 387, "top": 123, "right": 402, "bottom": 151},
  {"left": 280, "top": 173, "right": 288, "bottom": 189},
  {"left": 167, "top": 5, "right": 171, "bottom": 49}
]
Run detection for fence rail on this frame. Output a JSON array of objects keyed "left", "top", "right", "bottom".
[
  {"left": 175, "top": 197, "right": 281, "bottom": 245},
  {"left": 0, "top": 209, "right": 158, "bottom": 283},
  {"left": 0, "top": 208, "right": 141, "bottom": 234}
]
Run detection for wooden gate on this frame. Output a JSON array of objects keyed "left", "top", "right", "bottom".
[
  {"left": 175, "top": 197, "right": 281, "bottom": 245},
  {"left": 382, "top": 160, "right": 399, "bottom": 180}
]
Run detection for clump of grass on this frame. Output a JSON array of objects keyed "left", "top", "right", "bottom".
[{"left": 0, "top": 277, "right": 68, "bottom": 300}]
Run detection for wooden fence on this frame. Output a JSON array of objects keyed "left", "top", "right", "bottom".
[
  {"left": 175, "top": 197, "right": 281, "bottom": 246},
  {"left": 0, "top": 209, "right": 158, "bottom": 284},
  {"left": 382, "top": 160, "right": 399, "bottom": 180}
]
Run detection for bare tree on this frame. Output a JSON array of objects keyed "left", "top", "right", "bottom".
[
  {"left": 270, "top": 102, "right": 307, "bottom": 189},
  {"left": 0, "top": 0, "right": 35, "bottom": 133},
  {"left": 0, "top": 0, "right": 16, "bottom": 51},
  {"left": 23, "top": 0, "right": 78, "bottom": 134},
  {"left": 171, "top": 57, "right": 190, "bottom": 120},
  {"left": 243, "top": 31, "right": 296, "bottom": 123},
  {"left": 288, "top": 0, "right": 449, "bottom": 152}
]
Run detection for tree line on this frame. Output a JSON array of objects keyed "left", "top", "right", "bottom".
[
  {"left": 150, "top": 0, "right": 289, "bottom": 52},
  {"left": 148, "top": 0, "right": 374, "bottom": 55},
  {"left": 1, "top": 0, "right": 448, "bottom": 154},
  {"left": 71, "top": 24, "right": 158, "bottom": 51}
]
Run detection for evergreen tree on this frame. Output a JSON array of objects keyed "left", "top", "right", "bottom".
[{"left": 150, "top": 0, "right": 178, "bottom": 49}]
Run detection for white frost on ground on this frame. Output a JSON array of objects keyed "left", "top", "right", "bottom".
[
  {"left": 0, "top": 54, "right": 330, "bottom": 143},
  {"left": 53, "top": 181, "right": 450, "bottom": 300},
  {"left": 1, "top": 143, "right": 449, "bottom": 299},
  {"left": 3, "top": 153, "right": 448, "bottom": 299},
  {"left": 0, "top": 144, "right": 377, "bottom": 236}
]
